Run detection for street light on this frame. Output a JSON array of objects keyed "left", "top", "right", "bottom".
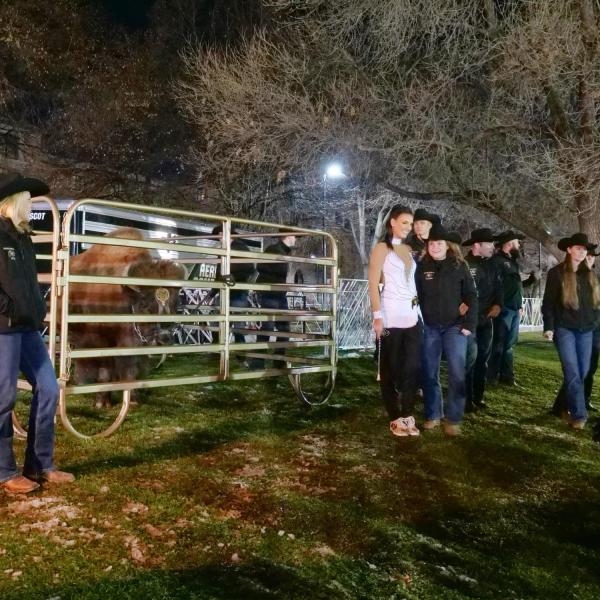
[
  {"left": 325, "top": 163, "right": 345, "bottom": 180},
  {"left": 322, "top": 162, "right": 346, "bottom": 284}
]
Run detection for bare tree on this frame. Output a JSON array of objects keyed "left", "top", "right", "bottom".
[{"left": 177, "top": 0, "right": 600, "bottom": 261}]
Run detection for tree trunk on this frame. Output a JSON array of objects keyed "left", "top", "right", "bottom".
[
  {"left": 575, "top": 0, "right": 600, "bottom": 242},
  {"left": 349, "top": 189, "right": 370, "bottom": 278}
]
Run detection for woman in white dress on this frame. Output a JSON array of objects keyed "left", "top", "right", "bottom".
[{"left": 368, "top": 205, "right": 421, "bottom": 437}]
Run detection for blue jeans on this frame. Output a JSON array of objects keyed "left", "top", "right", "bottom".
[
  {"left": 0, "top": 331, "right": 59, "bottom": 482},
  {"left": 257, "top": 293, "right": 291, "bottom": 342},
  {"left": 422, "top": 324, "right": 468, "bottom": 424},
  {"left": 554, "top": 327, "right": 592, "bottom": 423},
  {"left": 554, "top": 327, "right": 600, "bottom": 413},
  {"left": 489, "top": 308, "right": 520, "bottom": 383},
  {"left": 252, "top": 293, "right": 290, "bottom": 368}
]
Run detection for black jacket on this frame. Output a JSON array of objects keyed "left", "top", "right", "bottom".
[
  {"left": 416, "top": 256, "right": 478, "bottom": 332},
  {"left": 0, "top": 217, "right": 47, "bottom": 332},
  {"left": 542, "top": 263, "right": 599, "bottom": 331},
  {"left": 257, "top": 240, "right": 292, "bottom": 284},
  {"left": 216, "top": 238, "right": 256, "bottom": 284},
  {"left": 465, "top": 253, "right": 504, "bottom": 326},
  {"left": 405, "top": 232, "right": 426, "bottom": 256},
  {"left": 491, "top": 251, "right": 524, "bottom": 310}
]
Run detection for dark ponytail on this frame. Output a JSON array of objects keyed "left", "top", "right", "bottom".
[{"left": 383, "top": 205, "right": 413, "bottom": 249}]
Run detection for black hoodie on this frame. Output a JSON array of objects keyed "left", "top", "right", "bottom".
[
  {"left": 0, "top": 217, "right": 47, "bottom": 332},
  {"left": 542, "top": 262, "right": 600, "bottom": 331},
  {"left": 465, "top": 253, "right": 504, "bottom": 326}
]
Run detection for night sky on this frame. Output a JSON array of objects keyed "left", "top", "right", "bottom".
[{"left": 95, "top": 0, "right": 157, "bottom": 29}]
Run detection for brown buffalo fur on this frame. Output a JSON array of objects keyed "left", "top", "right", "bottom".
[
  {"left": 67, "top": 227, "right": 186, "bottom": 407},
  {"left": 127, "top": 259, "right": 187, "bottom": 283},
  {"left": 69, "top": 227, "right": 153, "bottom": 313}
]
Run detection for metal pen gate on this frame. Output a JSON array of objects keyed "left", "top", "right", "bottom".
[{"left": 16, "top": 198, "right": 338, "bottom": 440}]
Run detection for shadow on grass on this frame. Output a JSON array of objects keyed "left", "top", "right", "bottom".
[
  {"left": 69, "top": 393, "right": 361, "bottom": 477},
  {"left": 405, "top": 494, "right": 600, "bottom": 599},
  {"left": 18, "top": 561, "right": 350, "bottom": 600}
]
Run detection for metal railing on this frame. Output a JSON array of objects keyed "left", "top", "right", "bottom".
[{"left": 519, "top": 297, "right": 543, "bottom": 331}]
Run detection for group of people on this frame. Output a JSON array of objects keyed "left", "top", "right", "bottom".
[
  {"left": 369, "top": 205, "right": 600, "bottom": 438},
  {"left": 2, "top": 168, "right": 599, "bottom": 494}
]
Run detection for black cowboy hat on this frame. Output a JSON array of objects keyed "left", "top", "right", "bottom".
[
  {"left": 211, "top": 223, "right": 240, "bottom": 235},
  {"left": 557, "top": 232, "right": 593, "bottom": 251},
  {"left": 587, "top": 243, "right": 600, "bottom": 256},
  {"left": 413, "top": 208, "right": 441, "bottom": 225},
  {"left": 0, "top": 173, "right": 49, "bottom": 201},
  {"left": 428, "top": 223, "right": 462, "bottom": 245},
  {"left": 461, "top": 227, "right": 498, "bottom": 246},
  {"left": 495, "top": 230, "right": 525, "bottom": 245}
]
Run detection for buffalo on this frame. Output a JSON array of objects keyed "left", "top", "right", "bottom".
[{"left": 68, "top": 227, "right": 186, "bottom": 408}]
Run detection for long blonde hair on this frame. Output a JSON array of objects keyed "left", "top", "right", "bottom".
[
  {"left": 561, "top": 255, "right": 600, "bottom": 309},
  {"left": 447, "top": 242, "right": 466, "bottom": 265},
  {"left": 0, "top": 192, "right": 32, "bottom": 233}
]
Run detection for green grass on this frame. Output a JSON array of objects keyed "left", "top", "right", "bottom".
[{"left": 2, "top": 333, "right": 600, "bottom": 599}]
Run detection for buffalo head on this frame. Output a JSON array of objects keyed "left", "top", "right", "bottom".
[{"left": 124, "top": 259, "right": 187, "bottom": 345}]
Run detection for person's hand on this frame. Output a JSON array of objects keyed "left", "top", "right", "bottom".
[
  {"left": 461, "top": 328, "right": 472, "bottom": 336},
  {"left": 487, "top": 304, "right": 501, "bottom": 318},
  {"left": 373, "top": 318, "right": 384, "bottom": 339},
  {"left": 519, "top": 308, "right": 523, "bottom": 317},
  {"left": 458, "top": 303, "right": 469, "bottom": 316},
  {"left": 543, "top": 330, "right": 554, "bottom": 341}
]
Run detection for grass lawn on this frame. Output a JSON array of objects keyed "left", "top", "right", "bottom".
[{"left": 2, "top": 333, "right": 600, "bottom": 599}]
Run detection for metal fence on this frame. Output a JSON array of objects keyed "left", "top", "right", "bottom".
[
  {"left": 519, "top": 297, "right": 543, "bottom": 331},
  {"left": 19, "top": 198, "right": 339, "bottom": 440}
]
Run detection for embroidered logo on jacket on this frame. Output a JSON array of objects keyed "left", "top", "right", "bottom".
[
  {"left": 423, "top": 271, "right": 435, "bottom": 281},
  {"left": 3, "top": 247, "right": 16, "bottom": 261}
]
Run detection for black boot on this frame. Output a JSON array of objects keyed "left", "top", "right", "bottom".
[{"left": 465, "top": 401, "right": 477, "bottom": 414}]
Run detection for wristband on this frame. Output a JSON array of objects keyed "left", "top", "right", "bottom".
[{"left": 373, "top": 311, "right": 383, "bottom": 320}]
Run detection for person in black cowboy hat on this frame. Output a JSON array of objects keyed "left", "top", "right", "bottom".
[
  {"left": 249, "top": 228, "right": 297, "bottom": 369},
  {"left": 416, "top": 224, "right": 477, "bottom": 436},
  {"left": 550, "top": 235, "right": 600, "bottom": 419},
  {"left": 0, "top": 173, "right": 75, "bottom": 494},
  {"left": 208, "top": 223, "right": 256, "bottom": 347},
  {"left": 406, "top": 208, "right": 441, "bottom": 255},
  {"left": 488, "top": 229, "right": 535, "bottom": 386},
  {"left": 462, "top": 229, "right": 504, "bottom": 411},
  {"left": 583, "top": 242, "right": 600, "bottom": 412},
  {"left": 542, "top": 232, "right": 600, "bottom": 430}
]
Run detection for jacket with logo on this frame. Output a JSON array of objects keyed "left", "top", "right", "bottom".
[
  {"left": 0, "top": 217, "right": 47, "bottom": 332},
  {"left": 491, "top": 250, "right": 524, "bottom": 310},
  {"left": 416, "top": 255, "right": 478, "bottom": 332},
  {"left": 465, "top": 252, "right": 504, "bottom": 327}
]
